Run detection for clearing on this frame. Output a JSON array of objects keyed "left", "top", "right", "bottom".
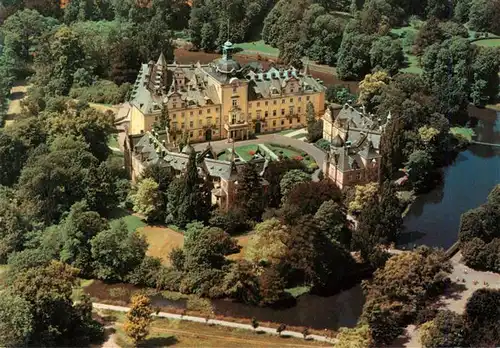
[
  {"left": 5, "top": 81, "right": 29, "bottom": 126},
  {"left": 140, "top": 226, "right": 185, "bottom": 266},
  {"left": 473, "top": 38, "right": 500, "bottom": 47},
  {"left": 97, "top": 309, "right": 329, "bottom": 348},
  {"left": 234, "top": 40, "right": 279, "bottom": 57}
]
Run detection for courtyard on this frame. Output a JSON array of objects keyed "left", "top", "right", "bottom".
[{"left": 216, "top": 142, "right": 318, "bottom": 170}]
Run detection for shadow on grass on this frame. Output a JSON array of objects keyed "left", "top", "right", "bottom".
[{"left": 140, "top": 336, "right": 179, "bottom": 347}]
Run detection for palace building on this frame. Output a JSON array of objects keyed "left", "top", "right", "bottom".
[
  {"left": 322, "top": 104, "right": 389, "bottom": 189},
  {"left": 122, "top": 41, "right": 325, "bottom": 145}
]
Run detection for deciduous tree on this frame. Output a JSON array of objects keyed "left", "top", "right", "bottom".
[{"left": 124, "top": 294, "right": 153, "bottom": 345}]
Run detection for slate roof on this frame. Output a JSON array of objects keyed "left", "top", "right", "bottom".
[
  {"left": 129, "top": 53, "right": 325, "bottom": 114},
  {"left": 133, "top": 132, "right": 268, "bottom": 180},
  {"left": 327, "top": 104, "right": 387, "bottom": 172}
]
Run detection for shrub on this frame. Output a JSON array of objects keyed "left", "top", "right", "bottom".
[{"left": 70, "top": 79, "right": 131, "bottom": 105}]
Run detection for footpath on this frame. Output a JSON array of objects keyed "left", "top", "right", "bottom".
[{"left": 92, "top": 302, "right": 337, "bottom": 344}]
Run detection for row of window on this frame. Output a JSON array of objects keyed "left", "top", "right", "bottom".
[
  {"left": 171, "top": 119, "right": 219, "bottom": 130},
  {"left": 170, "top": 107, "right": 220, "bottom": 118},
  {"left": 248, "top": 96, "right": 310, "bottom": 108},
  {"left": 254, "top": 106, "right": 301, "bottom": 119}
]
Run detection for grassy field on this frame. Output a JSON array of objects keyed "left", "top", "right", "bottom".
[
  {"left": 109, "top": 208, "right": 147, "bottom": 233},
  {"left": 473, "top": 38, "right": 500, "bottom": 47},
  {"left": 266, "top": 143, "right": 315, "bottom": 166},
  {"left": 140, "top": 226, "right": 185, "bottom": 266},
  {"left": 98, "top": 310, "right": 328, "bottom": 348},
  {"left": 450, "top": 127, "right": 476, "bottom": 142},
  {"left": 234, "top": 40, "right": 279, "bottom": 56}
]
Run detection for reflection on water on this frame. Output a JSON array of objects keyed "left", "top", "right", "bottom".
[
  {"left": 212, "top": 284, "right": 365, "bottom": 330},
  {"left": 401, "top": 109, "right": 500, "bottom": 249}
]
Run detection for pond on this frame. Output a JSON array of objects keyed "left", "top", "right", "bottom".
[{"left": 400, "top": 107, "right": 500, "bottom": 249}]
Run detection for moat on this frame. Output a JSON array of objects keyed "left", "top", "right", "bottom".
[{"left": 401, "top": 107, "right": 500, "bottom": 249}]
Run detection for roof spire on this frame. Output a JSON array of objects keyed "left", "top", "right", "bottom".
[{"left": 157, "top": 52, "right": 167, "bottom": 67}]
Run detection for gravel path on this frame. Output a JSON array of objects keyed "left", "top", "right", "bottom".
[
  {"left": 92, "top": 303, "right": 337, "bottom": 344},
  {"left": 392, "top": 252, "right": 500, "bottom": 348}
]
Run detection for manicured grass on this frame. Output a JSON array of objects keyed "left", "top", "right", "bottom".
[
  {"left": 99, "top": 309, "right": 329, "bottom": 348},
  {"left": 109, "top": 208, "right": 147, "bottom": 233},
  {"left": 233, "top": 40, "right": 280, "bottom": 56},
  {"left": 450, "top": 127, "right": 476, "bottom": 142},
  {"left": 234, "top": 144, "right": 259, "bottom": 161},
  {"left": 473, "top": 38, "right": 500, "bottom": 47},
  {"left": 279, "top": 128, "right": 300, "bottom": 135},
  {"left": 291, "top": 133, "right": 307, "bottom": 140},
  {"left": 139, "top": 226, "right": 184, "bottom": 266},
  {"left": 390, "top": 26, "right": 418, "bottom": 37},
  {"left": 266, "top": 143, "right": 314, "bottom": 165}
]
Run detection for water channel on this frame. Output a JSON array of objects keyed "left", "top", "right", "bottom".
[
  {"left": 401, "top": 107, "right": 500, "bottom": 249},
  {"left": 126, "top": 52, "right": 499, "bottom": 330}
]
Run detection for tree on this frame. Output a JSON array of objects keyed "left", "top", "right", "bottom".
[
  {"left": 251, "top": 317, "right": 259, "bottom": 330},
  {"left": 470, "top": 46, "right": 500, "bottom": 107},
  {"left": 16, "top": 136, "right": 99, "bottom": 224},
  {"left": 246, "top": 218, "right": 288, "bottom": 263},
  {"left": 235, "top": 162, "right": 264, "bottom": 220},
  {"left": 336, "top": 324, "right": 372, "bottom": 348},
  {"left": 425, "top": 0, "right": 453, "bottom": 19},
  {"left": 221, "top": 260, "right": 261, "bottom": 304},
  {"left": 263, "top": 159, "right": 304, "bottom": 208},
  {"left": 358, "top": 71, "right": 390, "bottom": 110},
  {"left": 279, "top": 169, "right": 311, "bottom": 201},
  {"left": 1, "top": 9, "right": 58, "bottom": 68},
  {"left": 413, "top": 18, "right": 444, "bottom": 56},
  {"left": 277, "top": 323, "right": 287, "bottom": 336},
  {"left": 314, "top": 200, "right": 351, "bottom": 246},
  {"left": 306, "top": 101, "right": 322, "bottom": 142},
  {"left": 0, "top": 131, "right": 27, "bottom": 186},
  {"left": 132, "top": 178, "right": 162, "bottom": 221},
  {"left": 8, "top": 261, "right": 103, "bottom": 346},
  {"left": 369, "top": 36, "right": 404, "bottom": 75},
  {"left": 45, "top": 105, "right": 115, "bottom": 161},
  {"left": 469, "top": 0, "right": 500, "bottom": 35},
  {"left": 419, "top": 311, "right": 468, "bottom": 348},
  {"left": 184, "top": 226, "right": 240, "bottom": 272},
  {"left": 281, "top": 180, "right": 342, "bottom": 224},
  {"left": 465, "top": 288, "right": 500, "bottom": 345},
  {"left": 362, "top": 248, "right": 452, "bottom": 345},
  {"left": 167, "top": 151, "right": 212, "bottom": 228},
  {"left": 453, "top": 0, "right": 472, "bottom": 23},
  {"left": 0, "top": 293, "right": 33, "bottom": 347},
  {"left": 109, "top": 37, "right": 141, "bottom": 85},
  {"left": 325, "top": 85, "right": 357, "bottom": 104},
  {"left": 57, "top": 201, "right": 108, "bottom": 275},
  {"left": 91, "top": 220, "right": 148, "bottom": 281},
  {"left": 0, "top": 190, "right": 30, "bottom": 263},
  {"left": 258, "top": 264, "right": 286, "bottom": 305},
  {"left": 337, "top": 31, "right": 374, "bottom": 80},
  {"left": 348, "top": 182, "right": 378, "bottom": 215},
  {"left": 33, "top": 26, "right": 85, "bottom": 96},
  {"left": 405, "top": 150, "right": 434, "bottom": 193},
  {"left": 209, "top": 207, "right": 251, "bottom": 235},
  {"left": 307, "top": 13, "right": 346, "bottom": 65},
  {"left": 124, "top": 294, "right": 153, "bottom": 345}
]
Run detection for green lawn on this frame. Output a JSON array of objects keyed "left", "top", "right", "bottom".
[
  {"left": 450, "top": 127, "right": 476, "bottom": 142},
  {"left": 473, "top": 38, "right": 500, "bottom": 47},
  {"left": 233, "top": 40, "right": 279, "bottom": 56},
  {"left": 234, "top": 144, "right": 259, "bottom": 161},
  {"left": 266, "top": 143, "right": 315, "bottom": 167},
  {"left": 109, "top": 208, "right": 147, "bottom": 233},
  {"left": 402, "top": 54, "right": 422, "bottom": 74}
]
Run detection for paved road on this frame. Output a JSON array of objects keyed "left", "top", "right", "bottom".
[
  {"left": 93, "top": 302, "right": 337, "bottom": 344},
  {"left": 194, "top": 133, "right": 327, "bottom": 180}
]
